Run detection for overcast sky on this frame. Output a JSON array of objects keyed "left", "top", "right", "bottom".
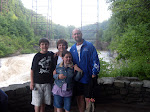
[{"left": 21, "top": 0, "right": 111, "bottom": 27}]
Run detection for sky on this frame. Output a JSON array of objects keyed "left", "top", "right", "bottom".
[{"left": 21, "top": 0, "right": 111, "bottom": 27}]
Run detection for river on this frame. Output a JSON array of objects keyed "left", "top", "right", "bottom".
[{"left": 0, "top": 48, "right": 113, "bottom": 88}]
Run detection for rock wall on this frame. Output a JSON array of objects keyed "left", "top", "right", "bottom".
[
  {"left": 1, "top": 83, "right": 33, "bottom": 112},
  {"left": 1, "top": 77, "right": 150, "bottom": 112},
  {"left": 96, "top": 77, "right": 150, "bottom": 104}
]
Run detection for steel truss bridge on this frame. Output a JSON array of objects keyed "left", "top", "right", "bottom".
[{"left": 0, "top": 0, "right": 100, "bottom": 43}]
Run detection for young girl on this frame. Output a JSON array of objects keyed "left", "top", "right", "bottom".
[{"left": 52, "top": 51, "right": 82, "bottom": 112}]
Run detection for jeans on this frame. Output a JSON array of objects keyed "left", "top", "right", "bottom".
[{"left": 53, "top": 95, "right": 72, "bottom": 111}]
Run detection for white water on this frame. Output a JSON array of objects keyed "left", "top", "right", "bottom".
[{"left": 0, "top": 48, "right": 112, "bottom": 88}]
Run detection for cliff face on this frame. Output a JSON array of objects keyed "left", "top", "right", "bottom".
[{"left": 1, "top": 77, "right": 150, "bottom": 112}]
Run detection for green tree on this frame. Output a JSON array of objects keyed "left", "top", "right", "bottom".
[{"left": 104, "top": 0, "right": 150, "bottom": 79}]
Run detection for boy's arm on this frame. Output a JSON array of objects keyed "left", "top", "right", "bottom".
[
  {"left": 30, "top": 70, "right": 34, "bottom": 90},
  {"left": 53, "top": 69, "right": 56, "bottom": 75}
]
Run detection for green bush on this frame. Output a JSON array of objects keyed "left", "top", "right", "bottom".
[
  {"left": 0, "top": 41, "right": 15, "bottom": 57},
  {"left": 99, "top": 56, "right": 150, "bottom": 80},
  {"left": 98, "top": 57, "right": 113, "bottom": 77}
]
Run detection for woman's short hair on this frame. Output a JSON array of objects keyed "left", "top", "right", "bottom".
[
  {"left": 39, "top": 38, "right": 49, "bottom": 46},
  {"left": 57, "top": 39, "right": 68, "bottom": 49}
]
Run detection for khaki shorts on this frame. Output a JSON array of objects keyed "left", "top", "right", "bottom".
[{"left": 31, "top": 83, "right": 52, "bottom": 106}]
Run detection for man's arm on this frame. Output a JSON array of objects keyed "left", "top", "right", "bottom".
[{"left": 90, "top": 45, "right": 100, "bottom": 77}]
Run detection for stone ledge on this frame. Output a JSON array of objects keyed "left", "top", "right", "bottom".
[{"left": 1, "top": 77, "right": 150, "bottom": 112}]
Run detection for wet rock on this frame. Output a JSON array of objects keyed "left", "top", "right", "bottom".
[
  {"left": 130, "top": 81, "right": 143, "bottom": 88},
  {"left": 143, "top": 80, "right": 150, "bottom": 88},
  {"left": 114, "top": 80, "right": 125, "bottom": 88},
  {"left": 98, "top": 77, "right": 114, "bottom": 85}
]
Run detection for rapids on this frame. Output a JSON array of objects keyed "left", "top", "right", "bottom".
[{"left": 0, "top": 48, "right": 113, "bottom": 88}]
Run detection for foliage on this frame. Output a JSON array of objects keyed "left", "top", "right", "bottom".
[
  {"left": 0, "top": 0, "right": 109, "bottom": 58},
  {"left": 0, "top": 10, "right": 35, "bottom": 57},
  {"left": 0, "top": 0, "right": 149, "bottom": 80},
  {"left": 0, "top": 36, "right": 15, "bottom": 57},
  {"left": 106, "top": 56, "right": 150, "bottom": 80},
  {"left": 98, "top": 58, "right": 113, "bottom": 77},
  {"left": 0, "top": 0, "right": 76, "bottom": 57},
  {"left": 81, "top": 21, "right": 109, "bottom": 40},
  {"left": 100, "top": 0, "right": 150, "bottom": 79},
  {"left": 53, "top": 24, "right": 70, "bottom": 39}
]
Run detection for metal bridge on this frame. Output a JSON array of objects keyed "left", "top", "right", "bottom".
[
  {"left": 31, "top": 0, "right": 100, "bottom": 40},
  {"left": 0, "top": 0, "right": 100, "bottom": 43}
]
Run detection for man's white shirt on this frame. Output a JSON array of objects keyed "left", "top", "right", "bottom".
[{"left": 76, "top": 44, "right": 83, "bottom": 62}]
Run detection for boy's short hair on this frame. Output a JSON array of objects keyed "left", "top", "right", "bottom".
[
  {"left": 39, "top": 38, "right": 49, "bottom": 46},
  {"left": 57, "top": 39, "right": 68, "bottom": 49}
]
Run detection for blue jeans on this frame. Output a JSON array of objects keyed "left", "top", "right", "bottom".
[
  {"left": 53, "top": 95, "right": 72, "bottom": 111},
  {"left": 0, "top": 89, "right": 8, "bottom": 112}
]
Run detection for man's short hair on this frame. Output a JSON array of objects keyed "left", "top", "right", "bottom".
[
  {"left": 72, "top": 28, "right": 82, "bottom": 34},
  {"left": 39, "top": 38, "right": 49, "bottom": 46},
  {"left": 57, "top": 39, "right": 68, "bottom": 49}
]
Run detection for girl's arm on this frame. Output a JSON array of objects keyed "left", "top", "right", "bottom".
[
  {"left": 74, "top": 64, "right": 82, "bottom": 73},
  {"left": 53, "top": 69, "right": 66, "bottom": 80},
  {"left": 73, "top": 64, "right": 83, "bottom": 81}
]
